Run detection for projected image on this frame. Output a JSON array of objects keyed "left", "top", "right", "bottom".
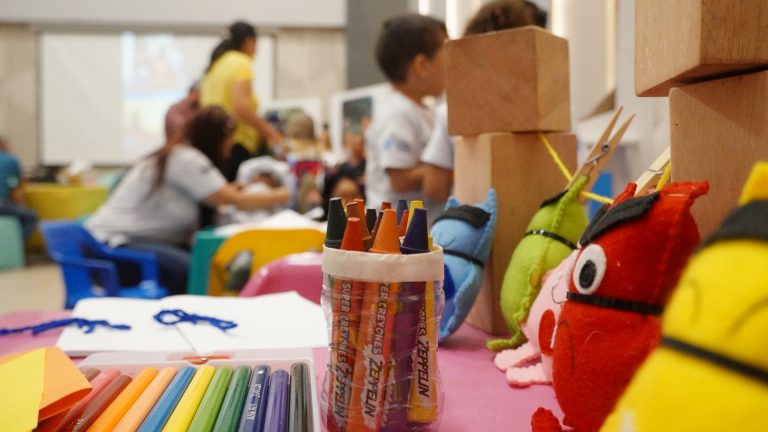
[{"left": 121, "top": 33, "right": 214, "bottom": 160}]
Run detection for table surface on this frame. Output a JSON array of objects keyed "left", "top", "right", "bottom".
[{"left": 0, "top": 310, "right": 562, "bottom": 431}]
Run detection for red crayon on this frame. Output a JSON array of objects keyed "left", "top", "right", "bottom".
[
  {"left": 346, "top": 203, "right": 374, "bottom": 251},
  {"left": 347, "top": 209, "right": 401, "bottom": 432}
]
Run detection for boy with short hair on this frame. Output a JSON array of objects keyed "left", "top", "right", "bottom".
[{"left": 364, "top": 14, "right": 448, "bottom": 220}]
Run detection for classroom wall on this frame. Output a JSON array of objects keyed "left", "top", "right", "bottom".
[{"left": 0, "top": 24, "right": 38, "bottom": 168}]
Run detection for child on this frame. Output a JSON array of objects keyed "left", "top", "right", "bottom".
[{"left": 364, "top": 14, "right": 448, "bottom": 221}]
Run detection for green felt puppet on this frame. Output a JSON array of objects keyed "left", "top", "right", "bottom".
[{"left": 487, "top": 175, "right": 589, "bottom": 352}]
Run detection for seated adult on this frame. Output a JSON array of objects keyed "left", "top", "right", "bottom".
[
  {"left": 86, "top": 106, "right": 290, "bottom": 294},
  {"left": 0, "top": 136, "right": 38, "bottom": 241}
]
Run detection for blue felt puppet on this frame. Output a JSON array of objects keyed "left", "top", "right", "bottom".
[{"left": 433, "top": 189, "right": 497, "bottom": 341}]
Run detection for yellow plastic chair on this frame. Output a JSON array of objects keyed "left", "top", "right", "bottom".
[{"left": 208, "top": 228, "right": 325, "bottom": 296}]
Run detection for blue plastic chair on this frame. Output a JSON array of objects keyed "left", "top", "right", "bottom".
[{"left": 40, "top": 220, "right": 168, "bottom": 308}]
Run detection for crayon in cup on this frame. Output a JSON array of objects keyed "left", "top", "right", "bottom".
[
  {"left": 346, "top": 203, "right": 374, "bottom": 251},
  {"left": 371, "top": 201, "right": 392, "bottom": 239},
  {"left": 346, "top": 209, "right": 401, "bottom": 432},
  {"left": 383, "top": 208, "right": 429, "bottom": 431},
  {"left": 326, "top": 217, "right": 366, "bottom": 431}
]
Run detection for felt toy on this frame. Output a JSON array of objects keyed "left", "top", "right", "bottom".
[
  {"left": 600, "top": 163, "right": 768, "bottom": 432},
  {"left": 494, "top": 249, "right": 577, "bottom": 386},
  {"left": 531, "top": 181, "right": 709, "bottom": 432},
  {"left": 487, "top": 176, "right": 589, "bottom": 352},
  {"left": 433, "top": 189, "right": 497, "bottom": 341}
]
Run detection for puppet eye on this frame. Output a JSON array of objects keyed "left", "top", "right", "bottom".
[{"left": 573, "top": 244, "right": 607, "bottom": 295}]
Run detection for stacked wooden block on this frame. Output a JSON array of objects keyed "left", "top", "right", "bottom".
[
  {"left": 445, "top": 26, "right": 576, "bottom": 334},
  {"left": 636, "top": 0, "right": 768, "bottom": 237}
]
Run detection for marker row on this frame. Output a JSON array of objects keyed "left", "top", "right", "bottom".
[{"left": 35, "top": 363, "right": 313, "bottom": 432}]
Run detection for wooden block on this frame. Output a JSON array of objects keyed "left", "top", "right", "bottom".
[
  {"left": 636, "top": 0, "right": 768, "bottom": 97},
  {"left": 445, "top": 26, "right": 571, "bottom": 136},
  {"left": 670, "top": 70, "right": 768, "bottom": 238},
  {"left": 454, "top": 132, "right": 577, "bottom": 335}
]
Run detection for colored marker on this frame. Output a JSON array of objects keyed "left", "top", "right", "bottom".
[
  {"left": 407, "top": 200, "right": 424, "bottom": 229},
  {"left": 69, "top": 374, "right": 132, "bottom": 432},
  {"left": 36, "top": 369, "right": 120, "bottom": 432},
  {"left": 347, "top": 209, "right": 401, "bottom": 432},
  {"left": 263, "top": 370, "right": 290, "bottom": 432},
  {"left": 188, "top": 366, "right": 233, "bottom": 432},
  {"left": 407, "top": 207, "right": 439, "bottom": 424},
  {"left": 212, "top": 366, "right": 251, "bottom": 432},
  {"left": 346, "top": 202, "right": 373, "bottom": 250},
  {"left": 161, "top": 365, "right": 215, "bottom": 432},
  {"left": 395, "top": 200, "right": 408, "bottom": 226},
  {"left": 325, "top": 198, "right": 347, "bottom": 249},
  {"left": 289, "top": 363, "right": 312, "bottom": 432},
  {"left": 398, "top": 209, "right": 409, "bottom": 238},
  {"left": 88, "top": 367, "right": 158, "bottom": 432},
  {"left": 113, "top": 367, "right": 177, "bottom": 432},
  {"left": 79, "top": 368, "right": 101, "bottom": 382},
  {"left": 238, "top": 365, "right": 271, "bottom": 432},
  {"left": 372, "top": 201, "right": 392, "bottom": 238},
  {"left": 326, "top": 217, "right": 366, "bottom": 432},
  {"left": 138, "top": 367, "right": 195, "bottom": 432},
  {"left": 365, "top": 208, "right": 377, "bottom": 233},
  {"left": 384, "top": 208, "right": 429, "bottom": 431}
]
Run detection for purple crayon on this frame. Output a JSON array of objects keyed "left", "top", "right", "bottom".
[
  {"left": 382, "top": 207, "right": 430, "bottom": 431},
  {"left": 263, "top": 370, "right": 290, "bottom": 432}
]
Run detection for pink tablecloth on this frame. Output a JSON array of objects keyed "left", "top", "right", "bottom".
[{"left": 0, "top": 310, "right": 561, "bottom": 430}]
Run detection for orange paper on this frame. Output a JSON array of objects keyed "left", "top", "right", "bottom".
[{"left": 0, "top": 347, "right": 92, "bottom": 422}]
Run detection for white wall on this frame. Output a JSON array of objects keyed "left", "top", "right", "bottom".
[{"left": 0, "top": 0, "right": 345, "bottom": 28}]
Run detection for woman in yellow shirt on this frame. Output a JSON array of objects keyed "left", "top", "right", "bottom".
[{"left": 201, "top": 21, "right": 283, "bottom": 180}]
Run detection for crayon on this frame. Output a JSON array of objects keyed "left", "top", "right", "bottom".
[
  {"left": 347, "top": 209, "right": 401, "bottom": 432},
  {"left": 69, "top": 374, "right": 132, "bottom": 432},
  {"left": 397, "top": 209, "right": 409, "bottom": 238},
  {"left": 263, "top": 370, "right": 290, "bottom": 432},
  {"left": 325, "top": 198, "right": 347, "bottom": 249},
  {"left": 326, "top": 217, "right": 366, "bottom": 432},
  {"left": 188, "top": 366, "right": 233, "bottom": 432},
  {"left": 371, "top": 202, "right": 392, "bottom": 238},
  {"left": 354, "top": 198, "right": 366, "bottom": 219},
  {"left": 36, "top": 369, "right": 120, "bottom": 432},
  {"left": 88, "top": 367, "right": 158, "bottom": 432},
  {"left": 383, "top": 208, "right": 430, "bottom": 431},
  {"left": 212, "top": 366, "right": 251, "bottom": 432},
  {"left": 365, "top": 208, "right": 377, "bottom": 233},
  {"left": 114, "top": 367, "right": 177, "bottom": 432},
  {"left": 79, "top": 368, "right": 101, "bottom": 382},
  {"left": 238, "top": 365, "right": 270, "bottom": 432},
  {"left": 289, "top": 363, "right": 312, "bottom": 432},
  {"left": 406, "top": 200, "right": 424, "bottom": 230},
  {"left": 346, "top": 203, "right": 373, "bottom": 251},
  {"left": 407, "top": 206, "right": 438, "bottom": 424},
  {"left": 395, "top": 200, "right": 408, "bottom": 226},
  {"left": 161, "top": 365, "right": 215, "bottom": 432},
  {"left": 138, "top": 367, "right": 195, "bottom": 432}
]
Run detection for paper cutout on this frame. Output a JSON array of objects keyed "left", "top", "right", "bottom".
[{"left": 0, "top": 348, "right": 46, "bottom": 431}]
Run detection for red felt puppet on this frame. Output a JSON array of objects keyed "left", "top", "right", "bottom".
[{"left": 532, "top": 181, "right": 709, "bottom": 432}]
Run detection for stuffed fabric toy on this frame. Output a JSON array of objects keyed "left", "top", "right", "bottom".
[
  {"left": 488, "top": 176, "right": 589, "bottom": 352},
  {"left": 494, "top": 249, "right": 578, "bottom": 386},
  {"left": 601, "top": 163, "right": 768, "bottom": 432},
  {"left": 433, "top": 189, "right": 497, "bottom": 341},
  {"left": 531, "top": 181, "right": 709, "bottom": 432}
]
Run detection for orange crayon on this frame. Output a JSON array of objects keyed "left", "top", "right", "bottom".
[
  {"left": 327, "top": 217, "right": 366, "bottom": 432},
  {"left": 371, "top": 202, "right": 392, "bottom": 239},
  {"left": 398, "top": 209, "right": 409, "bottom": 238},
  {"left": 346, "top": 202, "right": 374, "bottom": 251},
  {"left": 87, "top": 367, "right": 158, "bottom": 432},
  {"left": 347, "top": 209, "right": 401, "bottom": 432}
]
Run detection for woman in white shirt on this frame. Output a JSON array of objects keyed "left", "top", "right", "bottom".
[{"left": 87, "top": 106, "right": 290, "bottom": 294}]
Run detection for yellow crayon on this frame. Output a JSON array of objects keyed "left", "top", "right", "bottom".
[{"left": 161, "top": 366, "right": 215, "bottom": 432}]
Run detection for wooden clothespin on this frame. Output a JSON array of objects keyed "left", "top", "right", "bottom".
[
  {"left": 568, "top": 107, "right": 636, "bottom": 201},
  {"left": 634, "top": 147, "right": 671, "bottom": 196}
]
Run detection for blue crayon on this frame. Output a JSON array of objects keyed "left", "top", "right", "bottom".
[
  {"left": 383, "top": 208, "right": 430, "bottom": 431},
  {"left": 238, "top": 365, "right": 271, "bottom": 432},
  {"left": 263, "top": 370, "right": 290, "bottom": 432},
  {"left": 138, "top": 366, "right": 195, "bottom": 432},
  {"left": 395, "top": 199, "right": 408, "bottom": 226}
]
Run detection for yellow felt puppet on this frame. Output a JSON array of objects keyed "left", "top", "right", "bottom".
[{"left": 601, "top": 162, "right": 768, "bottom": 432}]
